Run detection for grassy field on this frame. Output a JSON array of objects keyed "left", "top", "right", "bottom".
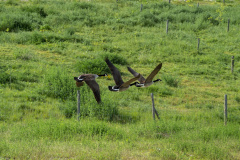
[{"left": 0, "top": 0, "right": 240, "bottom": 159}]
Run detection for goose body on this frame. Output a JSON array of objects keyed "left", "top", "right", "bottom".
[
  {"left": 105, "top": 58, "right": 140, "bottom": 92},
  {"left": 127, "top": 63, "right": 162, "bottom": 88},
  {"left": 74, "top": 74, "right": 107, "bottom": 103}
]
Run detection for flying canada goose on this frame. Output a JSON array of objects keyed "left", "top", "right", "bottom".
[
  {"left": 74, "top": 74, "right": 107, "bottom": 103},
  {"left": 127, "top": 63, "right": 162, "bottom": 87},
  {"left": 105, "top": 58, "right": 140, "bottom": 92}
]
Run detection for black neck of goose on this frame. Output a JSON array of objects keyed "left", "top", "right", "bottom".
[
  {"left": 98, "top": 74, "right": 107, "bottom": 77},
  {"left": 130, "top": 82, "right": 138, "bottom": 86},
  {"left": 108, "top": 86, "right": 119, "bottom": 91},
  {"left": 153, "top": 79, "right": 162, "bottom": 83}
]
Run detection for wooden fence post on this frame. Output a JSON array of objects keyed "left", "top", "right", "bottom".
[
  {"left": 140, "top": 4, "right": 143, "bottom": 11},
  {"left": 151, "top": 93, "right": 155, "bottom": 120},
  {"left": 77, "top": 90, "right": 80, "bottom": 121},
  {"left": 151, "top": 93, "right": 160, "bottom": 120},
  {"left": 166, "top": 20, "right": 169, "bottom": 34},
  {"left": 197, "top": 3, "right": 199, "bottom": 7},
  {"left": 224, "top": 94, "right": 227, "bottom": 125},
  {"left": 227, "top": 19, "right": 230, "bottom": 32},
  {"left": 231, "top": 56, "right": 234, "bottom": 74},
  {"left": 155, "top": 106, "right": 160, "bottom": 120},
  {"left": 169, "top": 0, "right": 171, "bottom": 4}
]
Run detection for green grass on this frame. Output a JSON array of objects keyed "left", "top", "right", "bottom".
[{"left": 0, "top": 0, "right": 240, "bottom": 159}]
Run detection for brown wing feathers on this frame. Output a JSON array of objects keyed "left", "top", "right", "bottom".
[
  {"left": 145, "top": 63, "right": 162, "bottom": 83},
  {"left": 85, "top": 80, "right": 101, "bottom": 103},
  {"left": 105, "top": 58, "right": 124, "bottom": 87},
  {"left": 127, "top": 67, "right": 146, "bottom": 83}
]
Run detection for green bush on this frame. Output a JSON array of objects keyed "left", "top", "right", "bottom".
[
  {"left": 0, "top": 66, "right": 16, "bottom": 84},
  {"left": 21, "top": 6, "right": 48, "bottom": 18},
  {"left": 59, "top": 86, "right": 119, "bottom": 121},
  {"left": 75, "top": 58, "right": 110, "bottom": 74},
  {"left": 0, "top": 72, "right": 15, "bottom": 84},
  {"left": 59, "top": 100, "right": 77, "bottom": 119},
  {"left": 80, "top": 89, "right": 119, "bottom": 121},
  {"left": 41, "top": 67, "right": 76, "bottom": 101},
  {"left": 100, "top": 53, "right": 128, "bottom": 65},
  {"left": 0, "top": 13, "right": 33, "bottom": 32},
  {"left": 101, "top": 44, "right": 123, "bottom": 53},
  {"left": 23, "top": 31, "right": 85, "bottom": 44},
  {"left": 139, "top": 11, "right": 160, "bottom": 27},
  {"left": 235, "top": 96, "right": 240, "bottom": 103},
  {"left": 88, "top": 99, "right": 119, "bottom": 121},
  {"left": 162, "top": 74, "right": 180, "bottom": 88},
  {"left": 70, "top": 2, "right": 96, "bottom": 10}
]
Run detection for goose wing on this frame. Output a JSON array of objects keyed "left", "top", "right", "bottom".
[
  {"left": 105, "top": 58, "right": 124, "bottom": 86},
  {"left": 127, "top": 66, "right": 146, "bottom": 83},
  {"left": 145, "top": 63, "right": 162, "bottom": 83},
  {"left": 120, "top": 74, "right": 141, "bottom": 88},
  {"left": 85, "top": 80, "right": 101, "bottom": 103}
]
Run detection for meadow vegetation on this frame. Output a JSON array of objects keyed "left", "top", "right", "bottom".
[{"left": 0, "top": 0, "right": 240, "bottom": 159}]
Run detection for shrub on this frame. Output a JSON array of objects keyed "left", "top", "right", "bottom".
[
  {"left": 75, "top": 58, "right": 110, "bottom": 74},
  {"left": 65, "top": 27, "right": 76, "bottom": 36},
  {"left": 41, "top": 67, "right": 76, "bottom": 101},
  {"left": 40, "top": 25, "right": 52, "bottom": 31},
  {"left": 21, "top": 6, "right": 47, "bottom": 17},
  {"left": 147, "top": 85, "right": 173, "bottom": 97},
  {"left": 100, "top": 53, "right": 128, "bottom": 65},
  {"left": 149, "top": 2, "right": 171, "bottom": 10},
  {"left": 27, "top": 31, "right": 85, "bottom": 44},
  {"left": 139, "top": 12, "right": 160, "bottom": 27},
  {"left": 13, "top": 48, "right": 38, "bottom": 61},
  {"left": 59, "top": 86, "right": 119, "bottom": 121},
  {"left": 70, "top": 2, "right": 96, "bottom": 10},
  {"left": 88, "top": 99, "right": 119, "bottom": 121},
  {"left": 0, "top": 71, "right": 15, "bottom": 84},
  {"left": 5, "top": 0, "right": 18, "bottom": 6},
  {"left": 101, "top": 44, "right": 123, "bottom": 53},
  {"left": 162, "top": 74, "right": 180, "bottom": 87},
  {"left": 59, "top": 100, "right": 77, "bottom": 119},
  {"left": 0, "top": 14, "right": 33, "bottom": 32},
  {"left": 235, "top": 96, "right": 240, "bottom": 103},
  {"left": 0, "top": 66, "right": 16, "bottom": 84}
]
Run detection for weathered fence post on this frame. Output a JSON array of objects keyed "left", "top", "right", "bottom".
[
  {"left": 231, "top": 56, "right": 234, "bottom": 74},
  {"left": 227, "top": 19, "right": 230, "bottom": 32},
  {"left": 166, "top": 19, "right": 169, "bottom": 34},
  {"left": 151, "top": 93, "right": 160, "bottom": 120},
  {"left": 77, "top": 90, "right": 80, "bottom": 121},
  {"left": 224, "top": 94, "right": 227, "bottom": 125},
  {"left": 140, "top": 4, "right": 143, "bottom": 11},
  {"left": 155, "top": 106, "right": 160, "bottom": 120},
  {"left": 151, "top": 93, "right": 155, "bottom": 120},
  {"left": 169, "top": 0, "right": 171, "bottom": 4},
  {"left": 197, "top": 3, "right": 199, "bottom": 7}
]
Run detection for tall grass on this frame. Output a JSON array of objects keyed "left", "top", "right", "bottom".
[{"left": 0, "top": 0, "right": 240, "bottom": 159}]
